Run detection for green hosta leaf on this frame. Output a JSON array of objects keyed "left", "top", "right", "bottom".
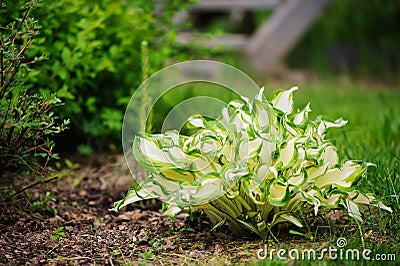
[
  {"left": 236, "top": 219, "right": 264, "bottom": 238},
  {"left": 211, "top": 218, "right": 226, "bottom": 230}
]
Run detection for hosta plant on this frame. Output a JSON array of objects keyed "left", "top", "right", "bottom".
[{"left": 113, "top": 87, "right": 392, "bottom": 239}]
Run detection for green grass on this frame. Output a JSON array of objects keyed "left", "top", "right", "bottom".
[{"left": 262, "top": 79, "right": 400, "bottom": 265}]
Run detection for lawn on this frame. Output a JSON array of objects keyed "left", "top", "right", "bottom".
[{"left": 1, "top": 76, "right": 399, "bottom": 265}]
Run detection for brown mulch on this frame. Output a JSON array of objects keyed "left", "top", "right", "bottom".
[
  {"left": 1, "top": 154, "right": 381, "bottom": 265},
  {"left": 0, "top": 155, "right": 266, "bottom": 265}
]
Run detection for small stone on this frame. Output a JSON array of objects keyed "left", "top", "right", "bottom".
[
  {"left": 49, "top": 215, "right": 65, "bottom": 227},
  {"left": 189, "top": 250, "right": 205, "bottom": 259},
  {"left": 214, "top": 244, "right": 225, "bottom": 254}
]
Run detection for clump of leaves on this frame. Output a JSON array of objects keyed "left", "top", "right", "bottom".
[
  {"left": 52, "top": 226, "right": 66, "bottom": 244},
  {"left": 114, "top": 87, "right": 392, "bottom": 239},
  {"left": 2, "top": 0, "right": 193, "bottom": 152},
  {"left": 0, "top": 1, "right": 68, "bottom": 177},
  {"left": 31, "top": 191, "right": 57, "bottom": 216}
]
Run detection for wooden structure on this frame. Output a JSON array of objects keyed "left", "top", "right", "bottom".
[{"left": 176, "top": 0, "right": 331, "bottom": 72}]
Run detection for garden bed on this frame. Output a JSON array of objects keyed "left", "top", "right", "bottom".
[{"left": 1, "top": 154, "right": 394, "bottom": 265}]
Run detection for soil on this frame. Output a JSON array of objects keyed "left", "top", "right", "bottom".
[{"left": 0, "top": 154, "right": 353, "bottom": 265}]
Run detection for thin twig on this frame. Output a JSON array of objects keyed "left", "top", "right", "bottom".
[
  {"left": 4, "top": 175, "right": 60, "bottom": 202},
  {"left": 14, "top": 1, "right": 33, "bottom": 36},
  {"left": 1, "top": 57, "right": 24, "bottom": 98},
  {"left": 1, "top": 48, "right": 4, "bottom": 88},
  {"left": 160, "top": 252, "right": 197, "bottom": 261}
]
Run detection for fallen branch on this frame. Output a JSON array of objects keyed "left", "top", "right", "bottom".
[{"left": 3, "top": 175, "right": 60, "bottom": 202}]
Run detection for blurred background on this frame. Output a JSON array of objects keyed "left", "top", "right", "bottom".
[
  {"left": 1, "top": 0, "right": 399, "bottom": 159},
  {"left": 176, "top": 0, "right": 400, "bottom": 79}
]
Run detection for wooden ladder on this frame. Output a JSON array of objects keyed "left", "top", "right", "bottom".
[{"left": 175, "top": 0, "right": 331, "bottom": 72}]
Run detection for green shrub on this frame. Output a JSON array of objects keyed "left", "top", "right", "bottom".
[
  {"left": 0, "top": 1, "right": 68, "bottom": 177},
  {"left": 3, "top": 0, "right": 192, "bottom": 151}
]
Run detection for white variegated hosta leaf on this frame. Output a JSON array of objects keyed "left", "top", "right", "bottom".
[
  {"left": 307, "top": 163, "right": 329, "bottom": 181},
  {"left": 322, "top": 194, "right": 341, "bottom": 206},
  {"left": 254, "top": 164, "right": 270, "bottom": 182},
  {"left": 317, "top": 118, "right": 348, "bottom": 136},
  {"left": 349, "top": 191, "right": 393, "bottom": 213},
  {"left": 345, "top": 199, "right": 363, "bottom": 222},
  {"left": 187, "top": 115, "right": 206, "bottom": 128},
  {"left": 271, "top": 86, "right": 298, "bottom": 113},
  {"left": 275, "top": 138, "right": 298, "bottom": 168},
  {"left": 162, "top": 203, "right": 183, "bottom": 216},
  {"left": 270, "top": 212, "right": 303, "bottom": 228},
  {"left": 279, "top": 213, "right": 304, "bottom": 228},
  {"left": 314, "top": 161, "right": 367, "bottom": 188},
  {"left": 255, "top": 87, "right": 265, "bottom": 101},
  {"left": 267, "top": 181, "right": 290, "bottom": 206},
  {"left": 136, "top": 137, "right": 170, "bottom": 165},
  {"left": 288, "top": 170, "right": 306, "bottom": 187},
  {"left": 319, "top": 145, "right": 339, "bottom": 168},
  {"left": 238, "top": 138, "right": 263, "bottom": 160},
  {"left": 293, "top": 103, "right": 311, "bottom": 126},
  {"left": 115, "top": 86, "right": 392, "bottom": 240}
]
